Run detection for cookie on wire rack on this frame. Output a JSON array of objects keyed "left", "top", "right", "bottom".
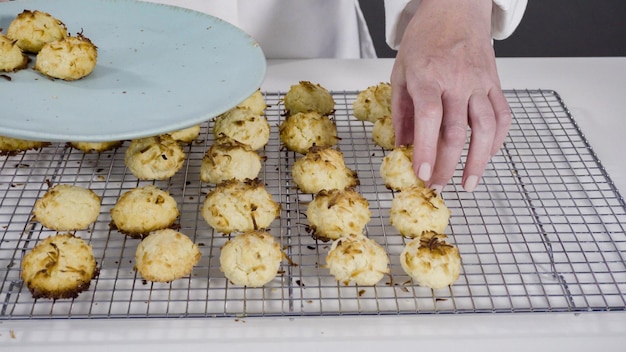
[
  {"left": 236, "top": 89, "right": 267, "bottom": 115},
  {"left": 110, "top": 185, "right": 179, "bottom": 238},
  {"left": 380, "top": 145, "right": 426, "bottom": 191},
  {"left": 389, "top": 186, "right": 450, "bottom": 239},
  {"left": 201, "top": 178, "right": 281, "bottom": 234},
  {"left": 213, "top": 107, "right": 270, "bottom": 151},
  {"left": 20, "top": 233, "right": 98, "bottom": 299},
  {"left": 306, "top": 188, "right": 371, "bottom": 241},
  {"left": 200, "top": 135, "right": 263, "bottom": 184},
  {"left": 291, "top": 146, "right": 359, "bottom": 194},
  {"left": 219, "top": 230, "right": 283, "bottom": 287},
  {"left": 32, "top": 184, "right": 101, "bottom": 231},
  {"left": 134, "top": 229, "right": 201, "bottom": 283},
  {"left": 283, "top": 81, "right": 335, "bottom": 116},
  {"left": 279, "top": 111, "right": 338, "bottom": 154},
  {"left": 69, "top": 141, "right": 123, "bottom": 153},
  {"left": 352, "top": 82, "right": 391, "bottom": 123},
  {"left": 325, "top": 233, "right": 390, "bottom": 286},
  {"left": 400, "top": 231, "right": 461, "bottom": 289},
  {"left": 124, "top": 135, "right": 186, "bottom": 180},
  {"left": 0, "top": 135, "right": 50, "bottom": 156},
  {"left": 372, "top": 115, "right": 395, "bottom": 150}
]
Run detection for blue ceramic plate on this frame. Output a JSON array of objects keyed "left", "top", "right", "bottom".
[{"left": 0, "top": 0, "right": 266, "bottom": 142}]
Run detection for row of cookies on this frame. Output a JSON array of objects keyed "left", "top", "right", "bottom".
[
  {"left": 277, "top": 82, "right": 392, "bottom": 286},
  {"left": 354, "top": 82, "right": 462, "bottom": 290},
  {"left": 199, "top": 91, "right": 286, "bottom": 288}
]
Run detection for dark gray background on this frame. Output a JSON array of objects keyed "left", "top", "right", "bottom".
[{"left": 359, "top": 0, "right": 626, "bottom": 58}]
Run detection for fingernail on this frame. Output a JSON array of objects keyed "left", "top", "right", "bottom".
[
  {"left": 463, "top": 175, "right": 479, "bottom": 192},
  {"left": 431, "top": 184, "right": 444, "bottom": 194},
  {"left": 417, "top": 163, "right": 432, "bottom": 181}
]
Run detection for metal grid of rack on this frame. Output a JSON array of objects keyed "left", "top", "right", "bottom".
[{"left": 1, "top": 89, "right": 625, "bottom": 319}]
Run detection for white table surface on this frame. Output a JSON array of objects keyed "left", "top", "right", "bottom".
[{"left": 2, "top": 58, "right": 625, "bottom": 351}]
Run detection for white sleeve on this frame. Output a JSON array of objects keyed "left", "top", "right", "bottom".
[{"left": 384, "top": 0, "right": 528, "bottom": 49}]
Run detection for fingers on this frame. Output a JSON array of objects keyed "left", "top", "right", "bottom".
[
  {"left": 427, "top": 94, "right": 467, "bottom": 193},
  {"left": 409, "top": 84, "right": 444, "bottom": 185},
  {"left": 391, "top": 83, "right": 416, "bottom": 147},
  {"left": 489, "top": 88, "right": 512, "bottom": 156},
  {"left": 462, "top": 92, "right": 497, "bottom": 192},
  {"left": 390, "top": 64, "right": 416, "bottom": 147},
  {"left": 401, "top": 87, "right": 507, "bottom": 194}
]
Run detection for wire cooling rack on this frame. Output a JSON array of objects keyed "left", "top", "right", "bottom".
[{"left": 1, "top": 89, "right": 625, "bottom": 320}]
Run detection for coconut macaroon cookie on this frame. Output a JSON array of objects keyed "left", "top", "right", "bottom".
[
  {"left": 35, "top": 33, "right": 98, "bottom": 81},
  {"left": 21, "top": 233, "right": 98, "bottom": 299},
  {"left": 400, "top": 231, "right": 461, "bottom": 289},
  {"left": 134, "top": 229, "right": 201, "bottom": 282},
  {"left": 110, "top": 185, "right": 179, "bottom": 238},
  {"left": 32, "top": 184, "right": 101, "bottom": 231},
  {"left": 220, "top": 230, "right": 283, "bottom": 287},
  {"left": 306, "top": 188, "right": 371, "bottom": 241},
  {"left": 213, "top": 107, "right": 270, "bottom": 150},
  {"left": 0, "top": 34, "right": 29, "bottom": 72},
  {"left": 279, "top": 111, "right": 338, "bottom": 154},
  {"left": 69, "top": 141, "right": 123, "bottom": 153},
  {"left": 372, "top": 115, "right": 395, "bottom": 150},
  {"left": 236, "top": 89, "right": 267, "bottom": 115},
  {"left": 283, "top": 81, "right": 335, "bottom": 116},
  {"left": 202, "top": 178, "right": 281, "bottom": 234},
  {"left": 380, "top": 145, "right": 425, "bottom": 191},
  {"left": 167, "top": 125, "right": 201, "bottom": 144},
  {"left": 125, "top": 135, "right": 186, "bottom": 180},
  {"left": 352, "top": 82, "right": 392, "bottom": 123},
  {"left": 325, "top": 233, "right": 390, "bottom": 286},
  {"left": 200, "top": 136, "right": 262, "bottom": 184},
  {"left": 0, "top": 135, "right": 49, "bottom": 156},
  {"left": 389, "top": 186, "right": 451, "bottom": 239},
  {"left": 292, "top": 146, "right": 359, "bottom": 194},
  {"left": 6, "top": 10, "right": 67, "bottom": 53}
]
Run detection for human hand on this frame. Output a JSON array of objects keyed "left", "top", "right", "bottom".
[{"left": 390, "top": 0, "right": 512, "bottom": 193}]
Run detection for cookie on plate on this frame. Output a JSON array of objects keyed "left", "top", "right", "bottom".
[
  {"left": 283, "top": 81, "right": 334, "bottom": 116},
  {"left": 69, "top": 141, "right": 123, "bottom": 153},
  {"left": 35, "top": 33, "right": 98, "bottom": 81},
  {"left": 219, "top": 230, "right": 283, "bottom": 287},
  {"left": 279, "top": 111, "right": 337, "bottom": 154},
  {"left": 6, "top": 10, "right": 67, "bottom": 53},
  {"left": 389, "top": 186, "right": 450, "bottom": 239},
  {"left": 21, "top": 233, "right": 98, "bottom": 299},
  {"left": 400, "top": 231, "right": 461, "bottom": 289},
  {"left": 200, "top": 136, "right": 262, "bottom": 184},
  {"left": 352, "top": 82, "right": 391, "bottom": 123},
  {"left": 201, "top": 178, "right": 281, "bottom": 234},
  {"left": 213, "top": 107, "right": 270, "bottom": 150},
  {"left": 0, "top": 135, "right": 50, "bottom": 156},
  {"left": 325, "top": 233, "right": 389, "bottom": 286},
  {"left": 125, "top": 135, "right": 186, "bottom": 180},
  {"left": 380, "top": 145, "right": 425, "bottom": 191},
  {"left": 134, "top": 229, "right": 201, "bottom": 282},
  {"left": 372, "top": 115, "right": 395, "bottom": 150},
  {"left": 0, "top": 34, "right": 29, "bottom": 72},
  {"left": 110, "top": 185, "right": 179, "bottom": 238},
  {"left": 292, "top": 146, "right": 358, "bottom": 194},
  {"left": 32, "top": 184, "right": 101, "bottom": 231},
  {"left": 306, "top": 188, "right": 370, "bottom": 241}
]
